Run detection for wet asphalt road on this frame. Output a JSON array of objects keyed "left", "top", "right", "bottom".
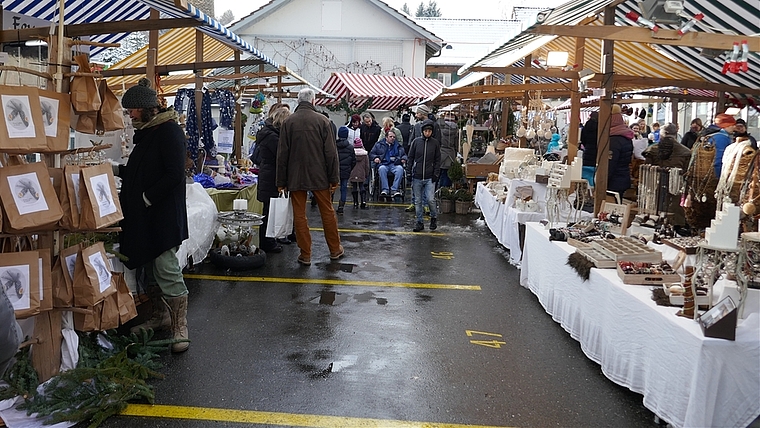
[{"left": 102, "top": 199, "right": 659, "bottom": 428}]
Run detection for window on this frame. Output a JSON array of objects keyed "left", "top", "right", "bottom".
[{"left": 436, "top": 73, "right": 451, "bottom": 87}]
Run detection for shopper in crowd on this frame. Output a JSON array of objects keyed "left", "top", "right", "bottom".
[
  {"left": 116, "top": 77, "right": 190, "bottom": 353},
  {"left": 407, "top": 104, "right": 440, "bottom": 212},
  {"left": 406, "top": 120, "right": 440, "bottom": 232},
  {"left": 370, "top": 130, "right": 407, "bottom": 197},
  {"left": 335, "top": 126, "right": 357, "bottom": 214},
  {"left": 643, "top": 124, "right": 692, "bottom": 170},
  {"left": 680, "top": 118, "right": 703, "bottom": 149},
  {"left": 0, "top": 286, "right": 22, "bottom": 376},
  {"left": 397, "top": 113, "right": 414, "bottom": 153},
  {"left": 254, "top": 106, "right": 291, "bottom": 254},
  {"left": 350, "top": 137, "right": 370, "bottom": 209},
  {"left": 637, "top": 118, "right": 651, "bottom": 139},
  {"left": 346, "top": 114, "right": 362, "bottom": 146},
  {"left": 734, "top": 118, "right": 757, "bottom": 148},
  {"left": 437, "top": 111, "right": 458, "bottom": 188},
  {"left": 580, "top": 112, "right": 598, "bottom": 187},
  {"left": 380, "top": 116, "right": 401, "bottom": 148},
  {"left": 608, "top": 104, "right": 635, "bottom": 200},
  {"left": 360, "top": 112, "right": 382, "bottom": 153},
  {"left": 710, "top": 113, "right": 737, "bottom": 177},
  {"left": 277, "top": 88, "right": 343, "bottom": 266},
  {"left": 650, "top": 122, "right": 661, "bottom": 143}
]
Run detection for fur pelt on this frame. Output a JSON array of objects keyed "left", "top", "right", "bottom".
[
  {"left": 567, "top": 252, "right": 594, "bottom": 281},
  {"left": 651, "top": 287, "right": 672, "bottom": 306}
]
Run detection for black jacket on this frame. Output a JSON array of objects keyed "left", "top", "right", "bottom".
[
  {"left": 406, "top": 122, "right": 441, "bottom": 181},
  {"left": 397, "top": 120, "right": 414, "bottom": 152},
  {"left": 337, "top": 137, "right": 357, "bottom": 180},
  {"left": 255, "top": 119, "right": 280, "bottom": 202},
  {"left": 360, "top": 120, "right": 382, "bottom": 153},
  {"left": 580, "top": 117, "right": 598, "bottom": 167},
  {"left": 608, "top": 134, "right": 633, "bottom": 195},
  {"left": 680, "top": 130, "right": 700, "bottom": 149},
  {"left": 118, "top": 118, "right": 188, "bottom": 269}
]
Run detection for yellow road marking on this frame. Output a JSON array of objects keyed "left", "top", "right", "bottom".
[
  {"left": 311, "top": 227, "right": 445, "bottom": 236},
  {"left": 184, "top": 274, "right": 481, "bottom": 291},
  {"left": 122, "top": 404, "right": 510, "bottom": 427}
]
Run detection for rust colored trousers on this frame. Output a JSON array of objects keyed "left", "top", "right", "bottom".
[{"left": 290, "top": 189, "right": 341, "bottom": 260}]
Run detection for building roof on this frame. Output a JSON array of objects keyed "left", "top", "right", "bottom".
[
  {"left": 414, "top": 18, "right": 523, "bottom": 67},
  {"left": 230, "top": 0, "right": 443, "bottom": 56}
]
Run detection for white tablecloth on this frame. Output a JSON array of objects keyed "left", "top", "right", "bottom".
[{"left": 519, "top": 222, "right": 760, "bottom": 428}]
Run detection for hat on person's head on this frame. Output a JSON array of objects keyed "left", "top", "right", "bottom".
[
  {"left": 353, "top": 138, "right": 363, "bottom": 148},
  {"left": 121, "top": 77, "right": 158, "bottom": 109},
  {"left": 736, "top": 118, "right": 747, "bottom": 126},
  {"left": 662, "top": 123, "right": 678, "bottom": 136},
  {"left": 715, "top": 113, "right": 737, "bottom": 128},
  {"left": 421, "top": 119, "right": 434, "bottom": 131},
  {"left": 416, "top": 105, "right": 430, "bottom": 116},
  {"left": 338, "top": 126, "right": 349, "bottom": 139},
  {"left": 351, "top": 114, "right": 361, "bottom": 123}
]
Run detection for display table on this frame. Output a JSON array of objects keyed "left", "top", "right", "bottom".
[
  {"left": 519, "top": 222, "right": 760, "bottom": 428},
  {"left": 206, "top": 184, "right": 263, "bottom": 214}
]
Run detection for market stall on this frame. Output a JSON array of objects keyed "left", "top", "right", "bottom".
[{"left": 519, "top": 222, "right": 760, "bottom": 428}]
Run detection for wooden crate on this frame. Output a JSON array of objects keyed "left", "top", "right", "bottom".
[
  {"left": 465, "top": 163, "right": 500, "bottom": 178},
  {"left": 617, "top": 264, "right": 681, "bottom": 285}
]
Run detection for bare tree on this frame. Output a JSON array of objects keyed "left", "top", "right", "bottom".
[{"left": 217, "top": 9, "right": 235, "bottom": 26}]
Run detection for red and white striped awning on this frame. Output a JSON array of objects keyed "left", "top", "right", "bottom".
[{"left": 318, "top": 73, "right": 444, "bottom": 111}]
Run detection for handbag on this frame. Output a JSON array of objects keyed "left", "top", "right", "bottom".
[{"left": 265, "top": 191, "right": 294, "bottom": 239}]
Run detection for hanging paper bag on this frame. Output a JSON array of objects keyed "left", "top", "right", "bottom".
[
  {"left": 0, "top": 251, "right": 40, "bottom": 319},
  {"left": 0, "top": 85, "right": 48, "bottom": 151},
  {"left": 38, "top": 89, "right": 71, "bottom": 151},
  {"left": 73, "top": 241, "right": 115, "bottom": 307},
  {"left": 55, "top": 244, "right": 80, "bottom": 307},
  {"left": 48, "top": 167, "right": 63, "bottom": 199},
  {"left": 113, "top": 272, "right": 137, "bottom": 324},
  {"left": 265, "top": 192, "right": 293, "bottom": 239},
  {"left": 96, "top": 80, "right": 124, "bottom": 132},
  {"left": 70, "top": 55, "right": 101, "bottom": 114},
  {"left": 74, "top": 111, "right": 98, "bottom": 135},
  {"left": 79, "top": 163, "right": 123, "bottom": 229},
  {"left": 0, "top": 162, "right": 63, "bottom": 233},
  {"left": 37, "top": 248, "right": 53, "bottom": 312},
  {"left": 99, "top": 292, "right": 120, "bottom": 330},
  {"left": 73, "top": 303, "right": 102, "bottom": 332},
  {"left": 60, "top": 165, "right": 83, "bottom": 230}
]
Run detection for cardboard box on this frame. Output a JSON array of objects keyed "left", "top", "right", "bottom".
[{"left": 465, "top": 163, "right": 500, "bottom": 178}]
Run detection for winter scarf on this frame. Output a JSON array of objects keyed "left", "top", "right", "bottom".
[
  {"left": 132, "top": 107, "right": 180, "bottom": 131},
  {"left": 610, "top": 113, "right": 634, "bottom": 139}
]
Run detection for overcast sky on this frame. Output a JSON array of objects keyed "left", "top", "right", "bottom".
[{"left": 214, "top": 0, "right": 516, "bottom": 23}]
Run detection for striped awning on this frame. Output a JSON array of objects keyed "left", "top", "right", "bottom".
[
  {"left": 1, "top": 0, "right": 278, "bottom": 68},
  {"left": 318, "top": 73, "right": 444, "bottom": 111}
]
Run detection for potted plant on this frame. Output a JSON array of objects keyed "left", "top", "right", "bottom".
[
  {"left": 439, "top": 187, "right": 455, "bottom": 214},
  {"left": 454, "top": 189, "right": 474, "bottom": 214},
  {"left": 447, "top": 161, "right": 464, "bottom": 188}
]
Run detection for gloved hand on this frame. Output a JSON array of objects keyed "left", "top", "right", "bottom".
[{"left": 329, "top": 183, "right": 338, "bottom": 193}]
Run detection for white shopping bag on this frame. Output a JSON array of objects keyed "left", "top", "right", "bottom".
[{"left": 265, "top": 191, "right": 293, "bottom": 238}]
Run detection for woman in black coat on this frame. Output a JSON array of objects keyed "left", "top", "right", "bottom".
[
  {"left": 335, "top": 126, "right": 357, "bottom": 213},
  {"left": 255, "top": 107, "right": 291, "bottom": 252},
  {"left": 608, "top": 106, "right": 634, "bottom": 198}
]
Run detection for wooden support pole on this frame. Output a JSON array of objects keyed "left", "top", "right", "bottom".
[
  {"left": 499, "top": 97, "right": 510, "bottom": 139},
  {"left": 567, "top": 36, "right": 586, "bottom": 161},
  {"left": 519, "top": 54, "right": 531, "bottom": 148},
  {"left": 234, "top": 50, "right": 242, "bottom": 161},
  {"left": 195, "top": 30, "right": 204, "bottom": 144},
  {"left": 146, "top": 9, "right": 159, "bottom": 87},
  {"left": 594, "top": 6, "right": 616, "bottom": 214},
  {"left": 671, "top": 99, "right": 680, "bottom": 127}
]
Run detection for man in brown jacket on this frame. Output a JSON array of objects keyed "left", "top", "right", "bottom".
[{"left": 277, "top": 88, "right": 343, "bottom": 266}]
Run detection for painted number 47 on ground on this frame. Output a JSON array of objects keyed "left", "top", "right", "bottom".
[{"left": 466, "top": 330, "right": 506, "bottom": 349}]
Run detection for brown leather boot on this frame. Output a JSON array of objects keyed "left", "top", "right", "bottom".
[
  {"left": 165, "top": 295, "right": 189, "bottom": 353},
  {"left": 130, "top": 287, "right": 171, "bottom": 333}
]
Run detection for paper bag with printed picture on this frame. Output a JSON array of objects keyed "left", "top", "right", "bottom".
[
  {"left": 73, "top": 241, "right": 115, "bottom": 307},
  {"left": 0, "top": 162, "right": 63, "bottom": 233},
  {"left": 56, "top": 243, "right": 81, "bottom": 307},
  {"left": 79, "top": 163, "right": 123, "bottom": 229},
  {"left": 38, "top": 89, "right": 71, "bottom": 152},
  {"left": 99, "top": 292, "right": 120, "bottom": 330},
  {"left": 59, "top": 165, "right": 83, "bottom": 230},
  {"left": 0, "top": 251, "right": 40, "bottom": 319},
  {"left": 0, "top": 85, "right": 48, "bottom": 152}
]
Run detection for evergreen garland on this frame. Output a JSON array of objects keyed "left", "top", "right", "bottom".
[
  {"left": 325, "top": 96, "right": 374, "bottom": 121},
  {"left": 2, "top": 329, "right": 177, "bottom": 427}
]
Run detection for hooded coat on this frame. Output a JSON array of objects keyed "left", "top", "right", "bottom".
[
  {"left": 437, "top": 117, "right": 458, "bottom": 170},
  {"left": 254, "top": 118, "right": 281, "bottom": 202},
  {"left": 118, "top": 110, "right": 188, "bottom": 269},
  {"left": 406, "top": 120, "right": 441, "bottom": 181},
  {"left": 337, "top": 137, "right": 357, "bottom": 180},
  {"left": 580, "top": 115, "right": 599, "bottom": 167}
]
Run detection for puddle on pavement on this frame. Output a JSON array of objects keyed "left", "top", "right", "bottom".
[
  {"left": 311, "top": 291, "right": 349, "bottom": 305},
  {"left": 354, "top": 291, "right": 388, "bottom": 305},
  {"left": 314, "top": 262, "right": 355, "bottom": 272},
  {"left": 415, "top": 293, "right": 433, "bottom": 303}
]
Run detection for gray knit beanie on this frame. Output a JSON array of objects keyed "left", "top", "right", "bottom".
[{"left": 121, "top": 78, "right": 158, "bottom": 109}]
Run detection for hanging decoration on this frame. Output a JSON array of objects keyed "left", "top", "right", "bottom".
[
  {"left": 174, "top": 89, "right": 229, "bottom": 161},
  {"left": 249, "top": 92, "right": 267, "bottom": 114},
  {"left": 325, "top": 96, "right": 374, "bottom": 119}
]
